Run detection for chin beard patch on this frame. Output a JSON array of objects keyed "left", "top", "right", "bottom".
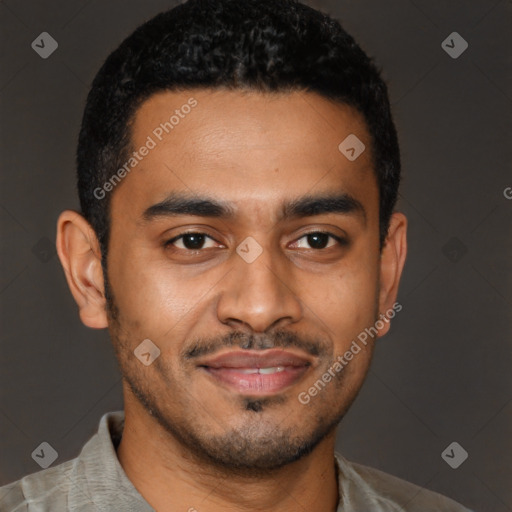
[{"left": 244, "top": 399, "right": 263, "bottom": 412}]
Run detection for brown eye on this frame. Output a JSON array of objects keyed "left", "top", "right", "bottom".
[
  {"left": 164, "top": 232, "right": 219, "bottom": 251},
  {"left": 293, "top": 231, "right": 347, "bottom": 250}
]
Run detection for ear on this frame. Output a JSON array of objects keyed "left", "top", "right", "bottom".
[
  {"left": 376, "top": 212, "right": 407, "bottom": 338},
  {"left": 56, "top": 210, "right": 108, "bottom": 329}
]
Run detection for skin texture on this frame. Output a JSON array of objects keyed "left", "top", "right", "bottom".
[{"left": 56, "top": 89, "right": 407, "bottom": 512}]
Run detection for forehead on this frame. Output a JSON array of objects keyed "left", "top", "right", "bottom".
[{"left": 111, "top": 88, "right": 378, "bottom": 224}]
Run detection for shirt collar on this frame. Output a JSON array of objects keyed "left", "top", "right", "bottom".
[{"left": 68, "top": 410, "right": 154, "bottom": 512}]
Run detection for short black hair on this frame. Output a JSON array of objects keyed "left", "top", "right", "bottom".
[{"left": 77, "top": 0, "right": 401, "bottom": 264}]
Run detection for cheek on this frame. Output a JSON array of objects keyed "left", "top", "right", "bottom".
[
  {"left": 109, "top": 244, "right": 174, "bottom": 311},
  {"left": 108, "top": 247, "right": 219, "bottom": 343},
  {"left": 302, "top": 256, "right": 379, "bottom": 335}
]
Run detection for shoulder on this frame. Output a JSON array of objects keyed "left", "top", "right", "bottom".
[
  {"left": 0, "top": 459, "right": 74, "bottom": 511},
  {"left": 335, "top": 452, "right": 473, "bottom": 511}
]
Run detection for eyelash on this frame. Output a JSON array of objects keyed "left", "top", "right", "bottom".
[{"left": 163, "top": 230, "right": 348, "bottom": 251}]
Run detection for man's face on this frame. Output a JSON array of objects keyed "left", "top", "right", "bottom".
[{"left": 106, "top": 89, "right": 383, "bottom": 471}]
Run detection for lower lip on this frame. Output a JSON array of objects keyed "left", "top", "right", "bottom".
[{"left": 203, "top": 366, "right": 310, "bottom": 395}]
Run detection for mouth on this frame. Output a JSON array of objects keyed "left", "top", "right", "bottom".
[{"left": 197, "top": 349, "right": 313, "bottom": 395}]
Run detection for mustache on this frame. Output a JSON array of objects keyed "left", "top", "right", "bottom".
[{"left": 182, "top": 330, "right": 328, "bottom": 360}]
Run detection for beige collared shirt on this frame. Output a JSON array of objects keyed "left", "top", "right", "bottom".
[{"left": 0, "top": 411, "right": 473, "bottom": 511}]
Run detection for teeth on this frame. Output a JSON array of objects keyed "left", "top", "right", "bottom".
[
  {"left": 231, "top": 367, "right": 286, "bottom": 374},
  {"left": 259, "top": 366, "right": 285, "bottom": 374},
  {"left": 237, "top": 367, "right": 285, "bottom": 374}
]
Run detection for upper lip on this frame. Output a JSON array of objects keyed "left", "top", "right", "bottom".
[{"left": 197, "top": 349, "right": 313, "bottom": 369}]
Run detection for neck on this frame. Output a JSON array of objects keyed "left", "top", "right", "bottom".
[{"left": 116, "top": 403, "right": 340, "bottom": 512}]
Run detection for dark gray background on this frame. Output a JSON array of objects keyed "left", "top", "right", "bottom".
[{"left": 1, "top": 0, "right": 511, "bottom": 510}]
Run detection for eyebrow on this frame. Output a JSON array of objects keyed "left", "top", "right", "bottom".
[{"left": 142, "top": 191, "right": 366, "bottom": 225}]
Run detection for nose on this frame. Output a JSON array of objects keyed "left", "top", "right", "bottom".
[{"left": 217, "top": 242, "right": 303, "bottom": 333}]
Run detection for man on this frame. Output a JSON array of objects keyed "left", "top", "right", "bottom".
[{"left": 0, "top": 0, "right": 473, "bottom": 510}]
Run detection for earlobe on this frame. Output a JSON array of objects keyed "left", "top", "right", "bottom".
[
  {"left": 56, "top": 210, "right": 109, "bottom": 329},
  {"left": 376, "top": 212, "right": 407, "bottom": 338}
]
